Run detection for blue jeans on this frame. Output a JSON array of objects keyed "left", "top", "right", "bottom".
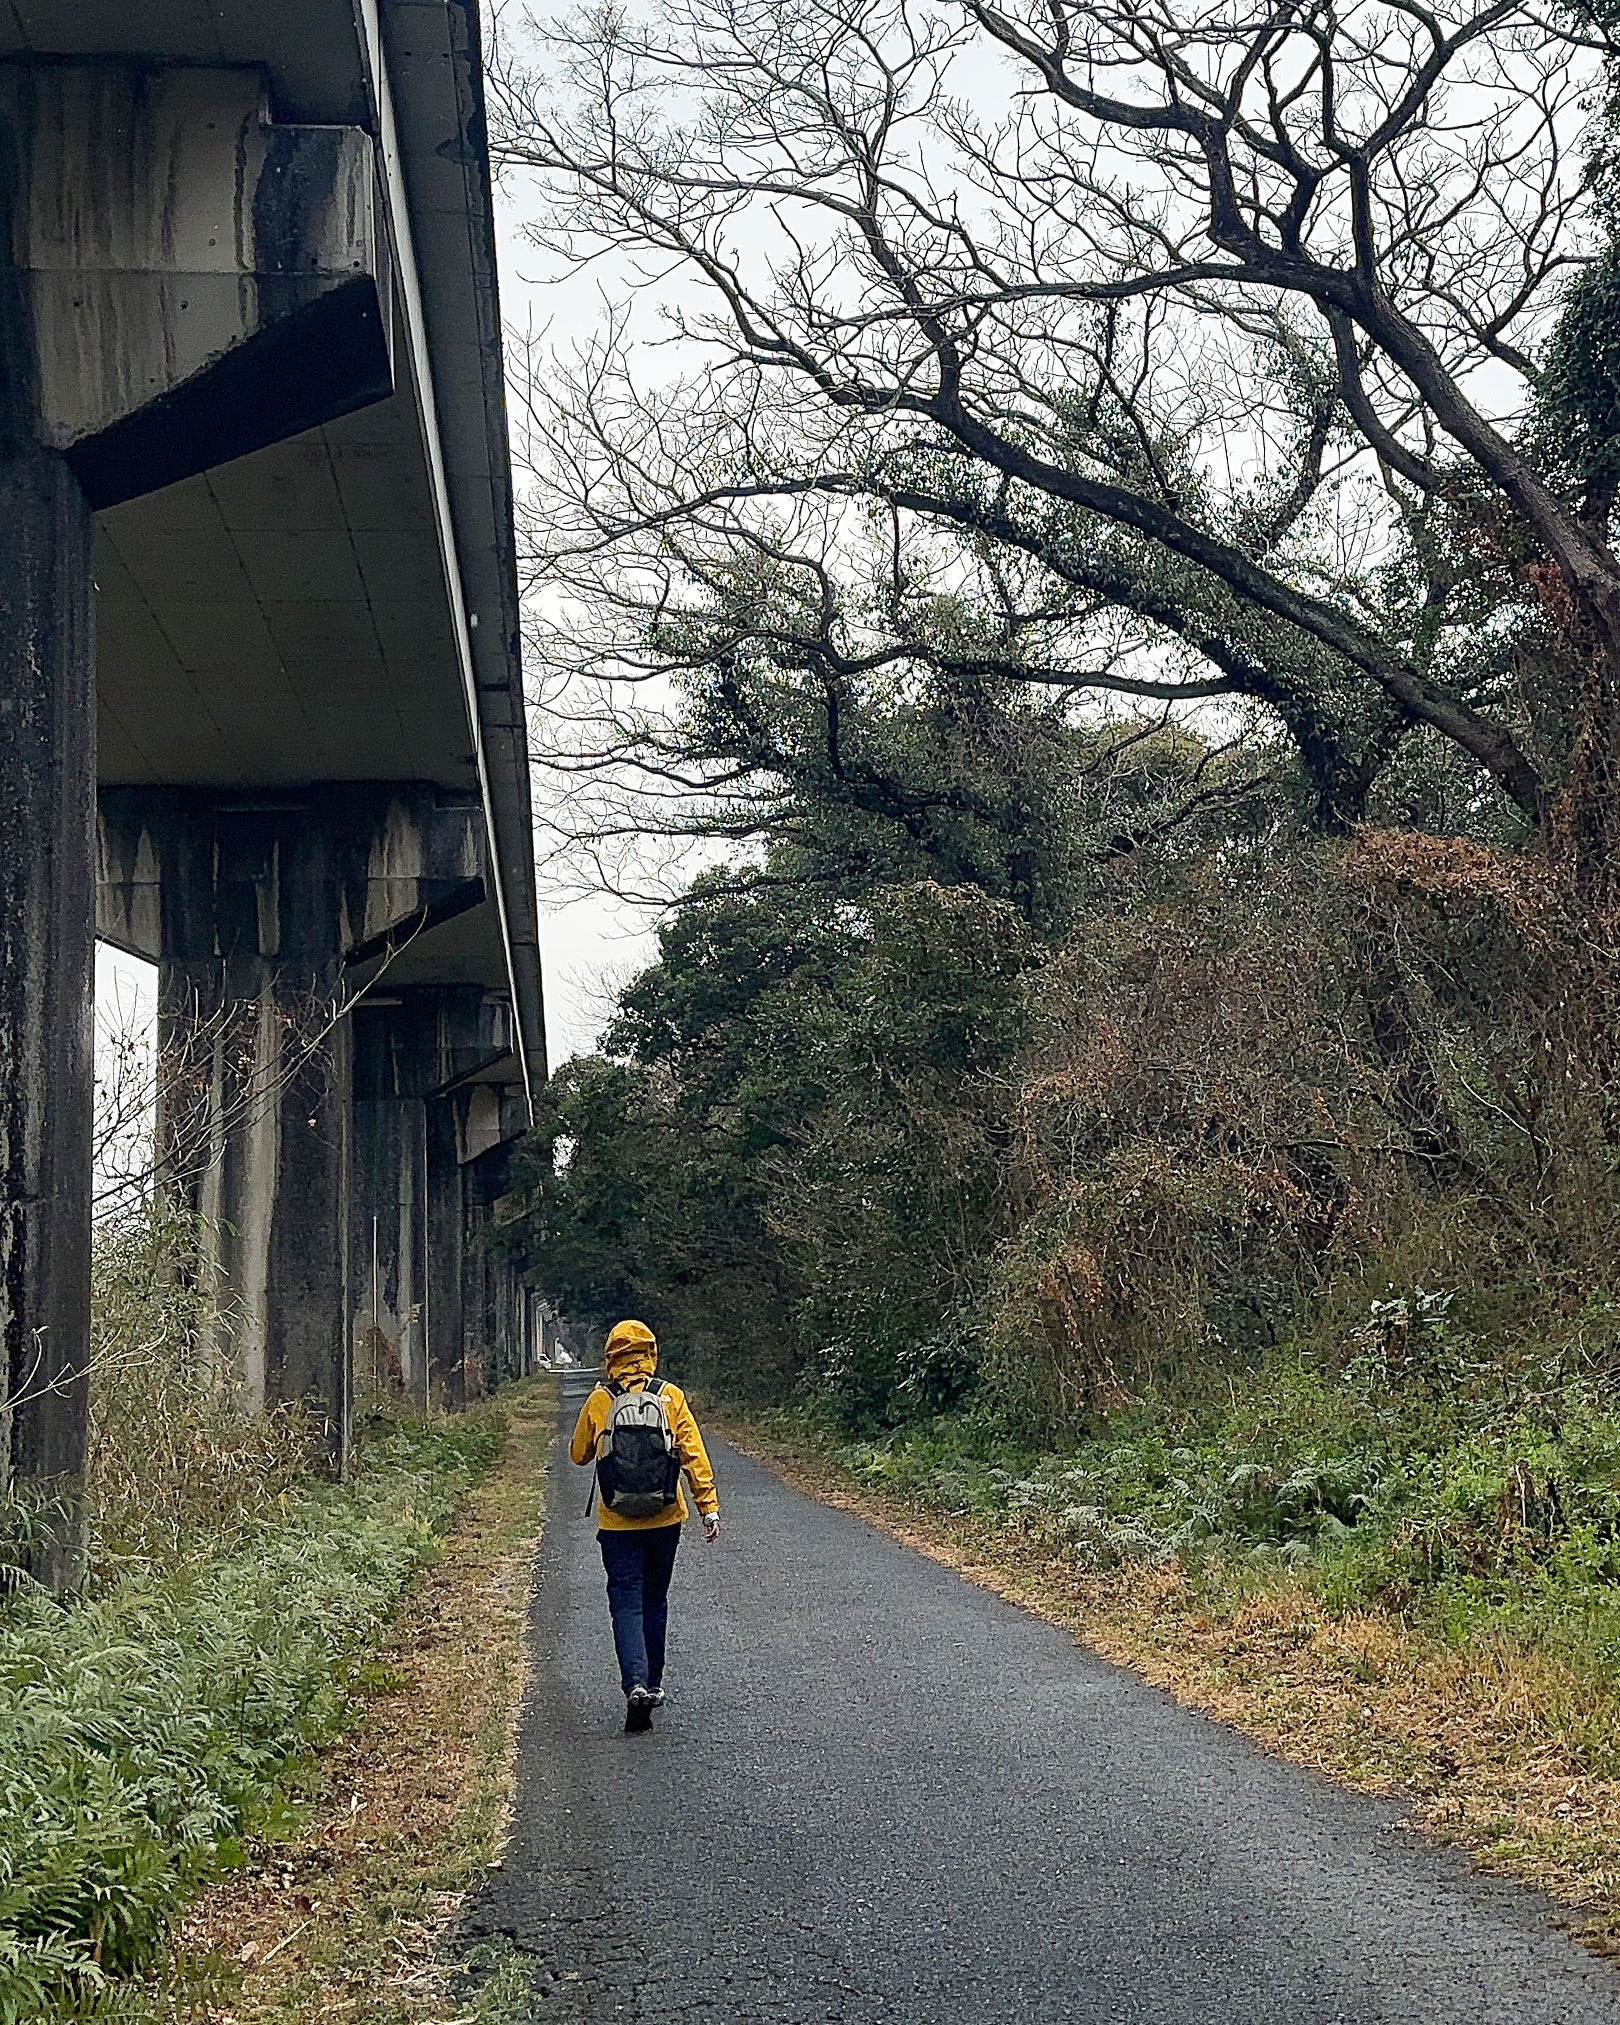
[{"left": 599, "top": 1526, "right": 681, "bottom": 1694}]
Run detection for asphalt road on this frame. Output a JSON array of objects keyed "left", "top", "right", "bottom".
[{"left": 466, "top": 1371, "right": 1620, "bottom": 2023}]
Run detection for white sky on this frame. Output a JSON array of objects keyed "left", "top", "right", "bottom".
[{"left": 495, "top": 172, "right": 661, "bottom": 1067}]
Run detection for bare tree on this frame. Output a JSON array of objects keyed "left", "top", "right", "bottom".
[
  {"left": 492, "top": 0, "right": 1620, "bottom": 882},
  {"left": 91, "top": 986, "right": 358, "bottom": 1230}
]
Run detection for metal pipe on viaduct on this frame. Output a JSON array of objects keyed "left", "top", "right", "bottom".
[{"left": 0, "top": 3, "right": 547, "bottom": 1589}]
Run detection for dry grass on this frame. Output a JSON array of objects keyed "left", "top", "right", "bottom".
[
  {"left": 722, "top": 1415, "right": 1620, "bottom": 1957},
  {"left": 167, "top": 1380, "right": 555, "bottom": 2024}
]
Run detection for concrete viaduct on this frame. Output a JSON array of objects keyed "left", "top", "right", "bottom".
[{"left": 1, "top": 2, "right": 547, "bottom": 1586}]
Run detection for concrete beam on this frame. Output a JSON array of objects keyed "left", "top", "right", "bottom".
[
  {"left": 98, "top": 784, "right": 487, "bottom": 969},
  {"left": 2, "top": 61, "right": 391, "bottom": 508}
]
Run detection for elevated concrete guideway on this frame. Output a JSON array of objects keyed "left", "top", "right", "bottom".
[
  {"left": 2, "top": 0, "right": 543, "bottom": 1074},
  {"left": 1, "top": 1, "right": 547, "bottom": 1585}
]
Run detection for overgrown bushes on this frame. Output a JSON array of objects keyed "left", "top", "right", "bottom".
[
  {"left": 503, "top": 806, "right": 1620, "bottom": 1441},
  {"left": 764, "top": 1285, "right": 1620, "bottom": 1751},
  {"left": 0, "top": 1416, "right": 497, "bottom": 2021}
]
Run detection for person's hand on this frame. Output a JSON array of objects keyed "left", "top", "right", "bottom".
[{"left": 701, "top": 1513, "right": 721, "bottom": 1544}]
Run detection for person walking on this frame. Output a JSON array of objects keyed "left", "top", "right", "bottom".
[{"left": 570, "top": 1318, "right": 721, "bottom": 1731}]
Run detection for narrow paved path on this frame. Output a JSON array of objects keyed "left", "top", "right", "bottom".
[{"left": 468, "top": 1374, "right": 1620, "bottom": 2022}]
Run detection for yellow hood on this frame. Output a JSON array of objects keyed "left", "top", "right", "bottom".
[{"left": 603, "top": 1319, "right": 659, "bottom": 1385}]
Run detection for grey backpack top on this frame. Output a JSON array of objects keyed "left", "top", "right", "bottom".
[{"left": 595, "top": 1378, "right": 681, "bottom": 1518}]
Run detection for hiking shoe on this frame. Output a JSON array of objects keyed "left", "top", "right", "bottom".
[
  {"left": 625, "top": 1684, "right": 655, "bottom": 1732},
  {"left": 647, "top": 1685, "right": 666, "bottom": 1708}
]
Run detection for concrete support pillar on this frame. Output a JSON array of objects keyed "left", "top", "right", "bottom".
[
  {"left": 413, "top": 1056, "right": 524, "bottom": 1408},
  {"left": 424, "top": 1095, "right": 466, "bottom": 1412},
  {"left": 461, "top": 1141, "right": 514, "bottom": 1402},
  {"left": 100, "top": 787, "right": 490, "bottom": 1460},
  {"left": 0, "top": 447, "right": 94, "bottom": 1587},
  {"left": 498, "top": 1266, "right": 517, "bottom": 1382},
  {"left": 151, "top": 831, "right": 358, "bottom": 1463},
  {"left": 348, "top": 985, "right": 524, "bottom": 1417},
  {"left": 352, "top": 999, "right": 435, "bottom": 1410},
  {"left": 507, "top": 1270, "right": 527, "bottom": 1381},
  {"left": 503, "top": 1270, "right": 522, "bottom": 1384},
  {"left": 462, "top": 1177, "right": 493, "bottom": 1405}
]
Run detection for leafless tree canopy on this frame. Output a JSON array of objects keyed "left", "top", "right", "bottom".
[{"left": 493, "top": 0, "right": 1620, "bottom": 882}]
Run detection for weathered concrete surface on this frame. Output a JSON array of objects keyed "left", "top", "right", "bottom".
[
  {"left": 352, "top": 1000, "right": 435, "bottom": 1408},
  {"left": 461, "top": 1142, "right": 516, "bottom": 1400},
  {"left": 0, "top": 5, "right": 543, "bottom": 1577},
  {"left": 98, "top": 784, "right": 488, "bottom": 970},
  {"left": 0, "top": 39, "right": 394, "bottom": 1554},
  {"left": 351, "top": 985, "right": 523, "bottom": 1409},
  {"left": 1, "top": 61, "right": 389, "bottom": 507},
  {"left": 472, "top": 1381, "right": 1620, "bottom": 2024},
  {"left": 425, "top": 1094, "right": 468, "bottom": 1410},
  {"left": 0, "top": 448, "right": 94, "bottom": 1588},
  {"left": 99, "top": 786, "right": 496, "bottom": 1453}
]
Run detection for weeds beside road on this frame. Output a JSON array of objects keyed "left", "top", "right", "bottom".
[
  {"left": 171, "top": 1378, "right": 552, "bottom": 2025},
  {"left": 0, "top": 1382, "right": 553, "bottom": 2024}
]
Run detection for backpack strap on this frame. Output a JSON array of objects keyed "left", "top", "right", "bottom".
[
  {"left": 645, "top": 1378, "right": 665, "bottom": 1396},
  {"left": 589, "top": 1381, "right": 619, "bottom": 1513}
]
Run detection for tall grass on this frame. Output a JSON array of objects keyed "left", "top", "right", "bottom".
[
  {"left": 87, "top": 1213, "right": 315, "bottom": 1577},
  {"left": 0, "top": 1417, "right": 498, "bottom": 2022},
  {"left": 0, "top": 1205, "right": 502, "bottom": 2021}
]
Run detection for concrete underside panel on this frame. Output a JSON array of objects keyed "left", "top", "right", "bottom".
[{"left": 95, "top": 395, "right": 473, "bottom": 792}]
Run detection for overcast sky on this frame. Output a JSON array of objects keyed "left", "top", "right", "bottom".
[{"left": 492, "top": 169, "right": 665, "bottom": 1068}]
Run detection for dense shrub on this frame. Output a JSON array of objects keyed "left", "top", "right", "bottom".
[
  {"left": 507, "top": 816, "right": 1620, "bottom": 1442},
  {"left": 778, "top": 1291, "right": 1620, "bottom": 1731}
]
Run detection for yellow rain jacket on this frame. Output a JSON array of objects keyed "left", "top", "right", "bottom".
[{"left": 569, "top": 1319, "right": 720, "bottom": 1532}]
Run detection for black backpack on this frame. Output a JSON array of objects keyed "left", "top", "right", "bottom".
[{"left": 595, "top": 1378, "right": 682, "bottom": 1518}]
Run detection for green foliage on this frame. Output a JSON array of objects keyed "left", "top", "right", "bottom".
[
  {"left": 509, "top": 481, "right": 1620, "bottom": 1459},
  {"left": 0, "top": 1417, "right": 497, "bottom": 2021},
  {"left": 513, "top": 785, "right": 1620, "bottom": 1433},
  {"left": 502, "top": 876, "right": 1033, "bottom": 1418},
  {"left": 777, "top": 1292, "right": 1620, "bottom": 1746},
  {"left": 1536, "top": 242, "right": 1620, "bottom": 512}
]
